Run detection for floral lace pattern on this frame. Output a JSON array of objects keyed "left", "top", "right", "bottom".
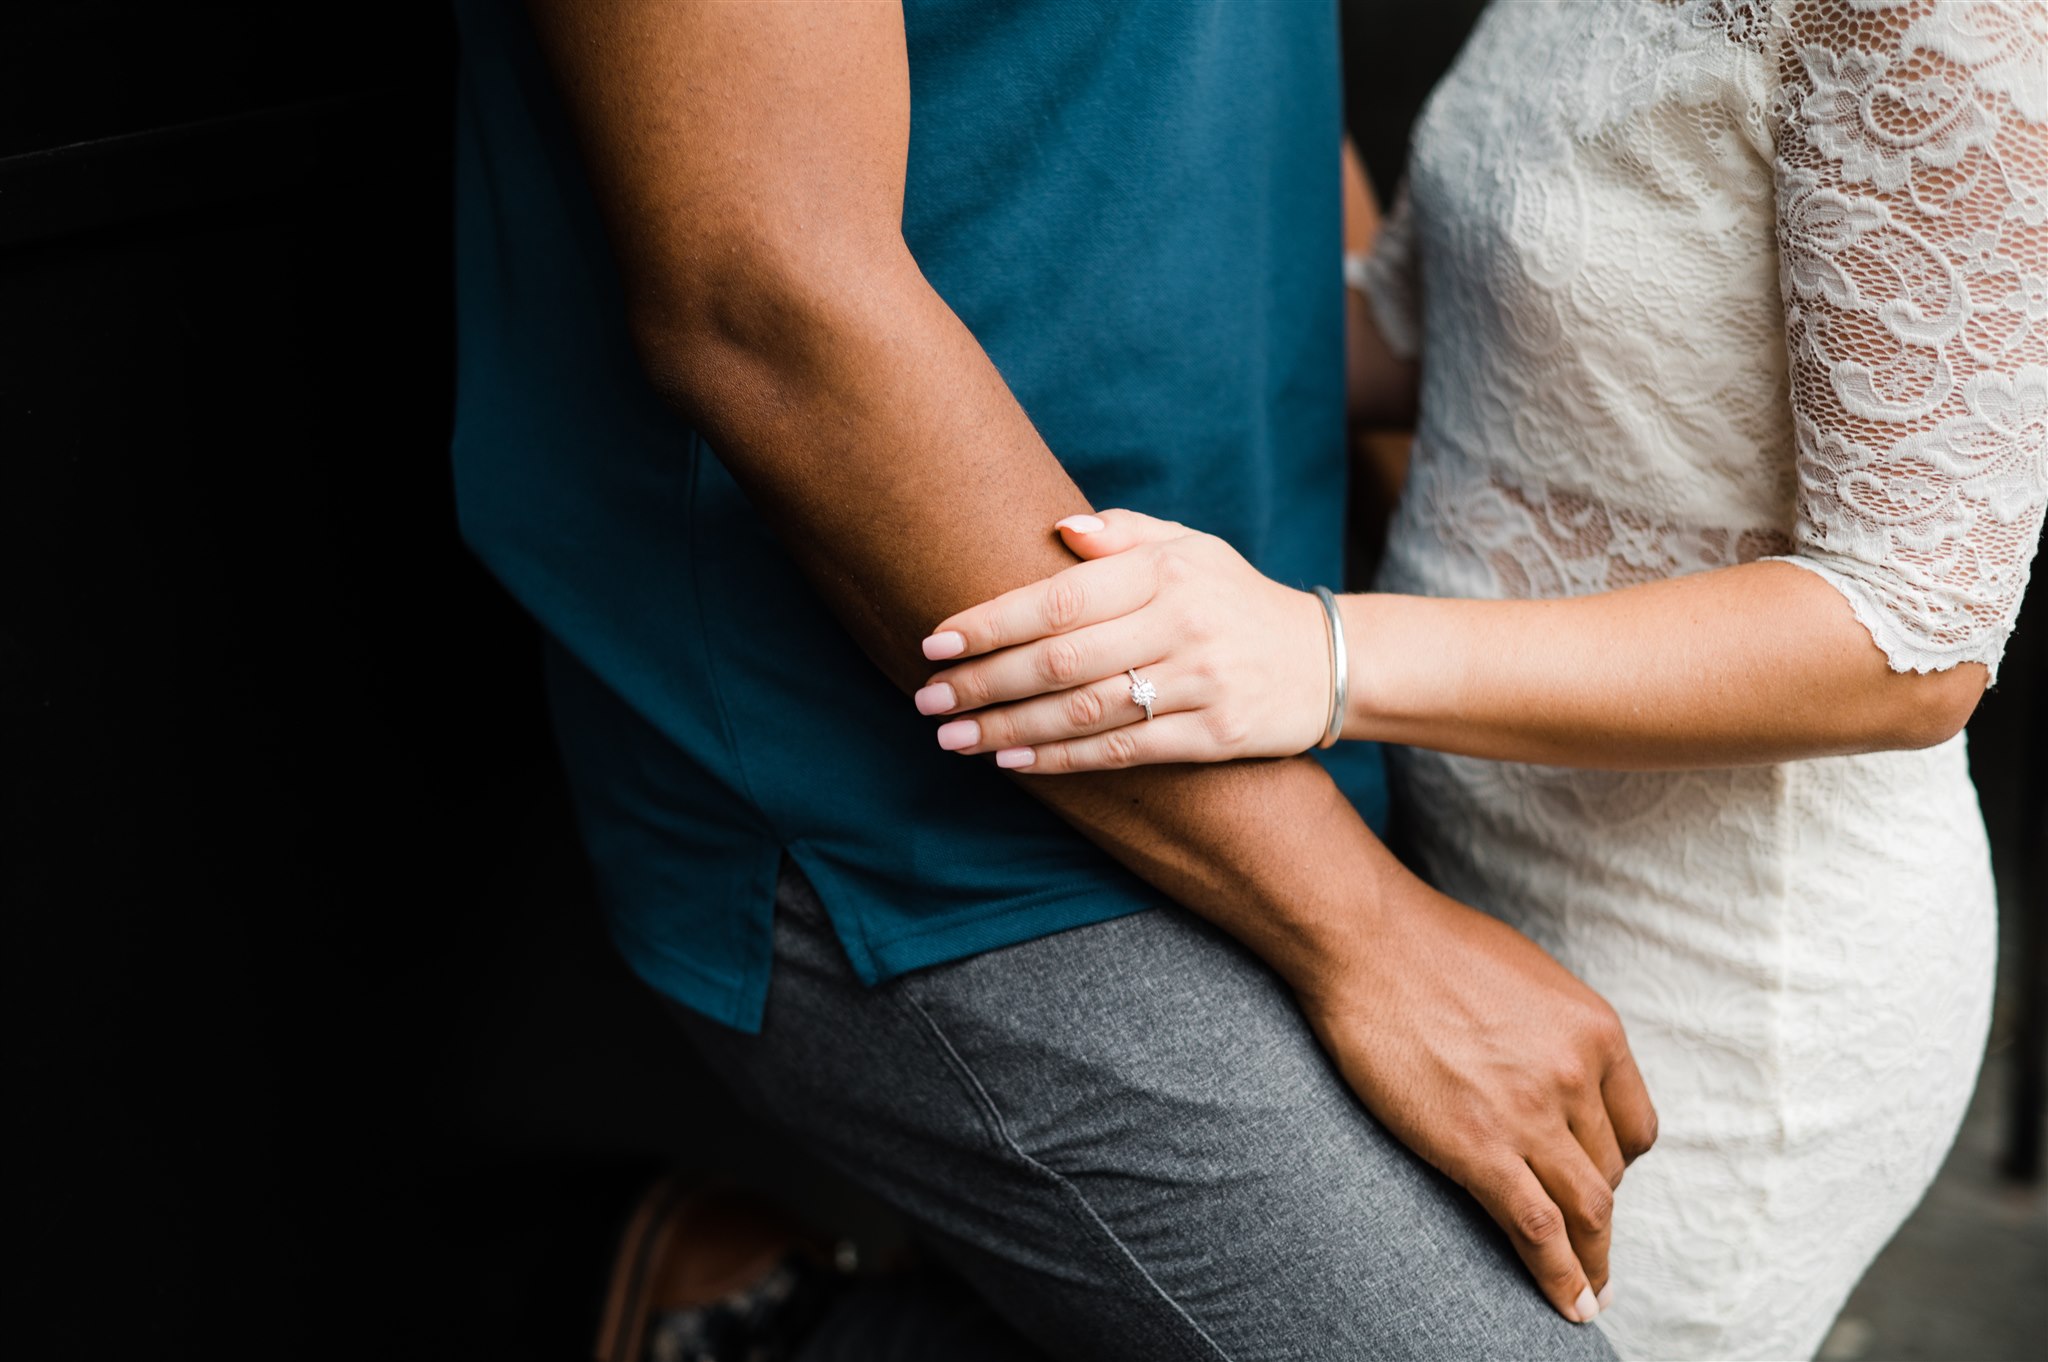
[
  {"left": 1770, "top": 1, "right": 2047, "bottom": 675},
  {"left": 1365, "top": 3, "right": 2028, "bottom": 1358},
  {"left": 1374, "top": 0, "right": 2045, "bottom": 677},
  {"left": 1394, "top": 458, "right": 1794, "bottom": 603}
]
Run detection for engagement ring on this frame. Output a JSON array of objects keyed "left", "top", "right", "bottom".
[{"left": 1127, "top": 668, "right": 1157, "bottom": 721}]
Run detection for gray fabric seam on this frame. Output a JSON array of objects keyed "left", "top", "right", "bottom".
[{"left": 891, "top": 983, "right": 1235, "bottom": 1362}]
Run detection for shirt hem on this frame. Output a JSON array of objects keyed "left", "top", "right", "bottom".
[
  {"left": 866, "top": 889, "right": 1158, "bottom": 983},
  {"left": 608, "top": 880, "right": 1161, "bottom": 1035}
]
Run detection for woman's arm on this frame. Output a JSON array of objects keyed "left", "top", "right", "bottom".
[
  {"left": 1344, "top": 141, "right": 1419, "bottom": 431},
  {"left": 915, "top": 515, "right": 1984, "bottom": 773},
  {"left": 916, "top": 3, "right": 2044, "bottom": 777},
  {"left": 1343, "top": 561, "right": 1985, "bottom": 768},
  {"left": 1344, "top": 141, "right": 1418, "bottom": 581}
]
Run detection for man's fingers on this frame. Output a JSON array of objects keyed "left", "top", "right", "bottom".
[
  {"left": 925, "top": 554, "right": 1157, "bottom": 661},
  {"left": 1473, "top": 1159, "right": 1602, "bottom": 1325},
  {"left": 1601, "top": 1049, "right": 1659, "bottom": 1164},
  {"left": 1571, "top": 1097, "right": 1628, "bottom": 1191},
  {"left": 1530, "top": 1136, "right": 1615, "bottom": 1298}
]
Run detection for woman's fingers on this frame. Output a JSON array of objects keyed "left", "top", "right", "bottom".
[
  {"left": 926, "top": 616, "right": 1176, "bottom": 712},
  {"left": 923, "top": 552, "right": 1158, "bottom": 662},
  {"left": 922, "top": 511, "right": 1189, "bottom": 662},
  {"left": 916, "top": 514, "right": 1315, "bottom": 762},
  {"left": 1470, "top": 1158, "right": 1605, "bottom": 1325},
  {"left": 929, "top": 665, "right": 1197, "bottom": 754},
  {"left": 995, "top": 711, "right": 1221, "bottom": 773},
  {"left": 1054, "top": 507, "right": 1186, "bottom": 559}
]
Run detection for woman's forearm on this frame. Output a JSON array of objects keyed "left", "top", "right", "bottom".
[{"left": 1343, "top": 560, "right": 1986, "bottom": 769}]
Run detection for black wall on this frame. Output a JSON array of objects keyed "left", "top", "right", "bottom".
[{"left": 4, "top": 9, "right": 625, "bottom": 1358}]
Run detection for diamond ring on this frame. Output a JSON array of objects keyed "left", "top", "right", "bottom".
[{"left": 1127, "top": 668, "right": 1157, "bottom": 721}]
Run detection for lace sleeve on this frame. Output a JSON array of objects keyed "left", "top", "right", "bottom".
[
  {"left": 1767, "top": 0, "right": 2048, "bottom": 679},
  {"left": 1358, "top": 181, "right": 1423, "bottom": 362}
]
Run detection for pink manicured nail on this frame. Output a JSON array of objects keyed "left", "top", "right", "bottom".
[
  {"left": 1056, "top": 514, "right": 1105, "bottom": 534},
  {"left": 935, "top": 719, "right": 980, "bottom": 751},
  {"left": 995, "top": 747, "right": 1035, "bottom": 768},
  {"left": 1596, "top": 1283, "right": 1615, "bottom": 1313},
  {"left": 914, "top": 683, "right": 955, "bottom": 715},
  {"left": 1573, "top": 1286, "right": 1600, "bottom": 1324},
  {"left": 923, "top": 631, "right": 966, "bottom": 660}
]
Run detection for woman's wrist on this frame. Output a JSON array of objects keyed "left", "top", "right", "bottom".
[{"left": 1337, "top": 592, "right": 1407, "bottom": 744}]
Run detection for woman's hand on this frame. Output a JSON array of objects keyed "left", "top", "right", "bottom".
[{"left": 914, "top": 510, "right": 1333, "bottom": 771}]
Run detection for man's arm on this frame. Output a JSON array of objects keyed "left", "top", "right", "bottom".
[{"left": 525, "top": 0, "right": 1650, "bottom": 1322}]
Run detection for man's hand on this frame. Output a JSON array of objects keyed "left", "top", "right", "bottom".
[{"left": 1298, "top": 867, "right": 1657, "bottom": 1323}]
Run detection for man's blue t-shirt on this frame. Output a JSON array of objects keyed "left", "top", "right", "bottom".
[{"left": 450, "top": 0, "right": 1388, "bottom": 1032}]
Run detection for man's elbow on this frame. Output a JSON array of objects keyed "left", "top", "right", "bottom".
[
  {"left": 619, "top": 223, "right": 913, "bottom": 419},
  {"left": 621, "top": 245, "right": 819, "bottom": 417}
]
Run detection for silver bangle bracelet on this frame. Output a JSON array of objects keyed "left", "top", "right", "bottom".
[{"left": 1311, "top": 586, "right": 1348, "bottom": 750}]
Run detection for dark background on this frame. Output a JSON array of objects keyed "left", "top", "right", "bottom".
[{"left": 3, "top": 5, "right": 2037, "bottom": 1360}]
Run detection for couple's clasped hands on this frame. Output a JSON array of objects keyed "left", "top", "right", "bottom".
[{"left": 915, "top": 509, "right": 1658, "bottom": 1325}]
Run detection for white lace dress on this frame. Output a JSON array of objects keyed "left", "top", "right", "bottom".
[{"left": 1361, "top": 2, "right": 2046, "bottom": 1358}]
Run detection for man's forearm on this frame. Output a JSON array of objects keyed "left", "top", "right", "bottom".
[
  {"left": 524, "top": 0, "right": 1402, "bottom": 997},
  {"left": 638, "top": 244, "right": 1398, "bottom": 996}
]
